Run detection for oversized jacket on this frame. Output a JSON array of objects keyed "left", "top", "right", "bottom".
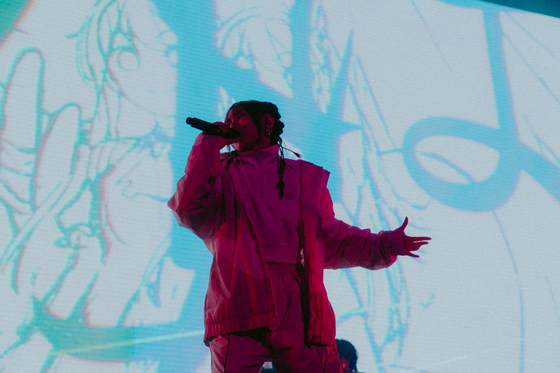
[{"left": 168, "top": 135, "right": 405, "bottom": 348}]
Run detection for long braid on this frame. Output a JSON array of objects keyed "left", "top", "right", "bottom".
[
  {"left": 276, "top": 136, "right": 286, "bottom": 199},
  {"left": 264, "top": 103, "right": 286, "bottom": 199}
]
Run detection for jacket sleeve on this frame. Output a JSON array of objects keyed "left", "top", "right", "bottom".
[
  {"left": 167, "top": 133, "right": 224, "bottom": 240},
  {"left": 320, "top": 182, "right": 403, "bottom": 270}
]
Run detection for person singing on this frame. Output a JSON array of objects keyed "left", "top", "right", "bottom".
[{"left": 168, "top": 100, "right": 430, "bottom": 372}]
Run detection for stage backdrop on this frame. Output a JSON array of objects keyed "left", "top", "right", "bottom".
[{"left": 1, "top": 0, "right": 559, "bottom": 372}]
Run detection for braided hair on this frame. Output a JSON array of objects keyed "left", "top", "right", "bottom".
[{"left": 227, "top": 100, "right": 289, "bottom": 199}]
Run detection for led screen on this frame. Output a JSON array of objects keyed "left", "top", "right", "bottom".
[{"left": 0, "top": 0, "right": 559, "bottom": 371}]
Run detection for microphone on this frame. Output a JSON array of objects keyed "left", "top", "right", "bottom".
[{"left": 186, "top": 117, "right": 241, "bottom": 139}]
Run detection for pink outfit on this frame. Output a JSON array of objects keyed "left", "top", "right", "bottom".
[
  {"left": 209, "top": 263, "right": 341, "bottom": 372},
  {"left": 226, "top": 145, "right": 300, "bottom": 263},
  {"left": 168, "top": 134, "right": 406, "bottom": 348}
]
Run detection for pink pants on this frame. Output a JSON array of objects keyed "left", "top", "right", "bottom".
[{"left": 209, "top": 264, "right": 342, "bottom": 373}]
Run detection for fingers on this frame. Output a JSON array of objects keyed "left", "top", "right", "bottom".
[
  {"left": 404, "top": 233, "right": 431, "bottom": 258},
  {"left": 411, "top": 240, "right": 430, "bottom": 249},
  {"left": 400, "top": 216, "right": 408, "bottom": 230},
  {"left": 401, "top": 217, "right": 430, "bottom": 258},
  {"left": 198, "top": 123, "right": 233, "bottom": 149},
  {"left": 214, "top": 121, "right": 229, "bottom": 133},
  {"left": 212, "top": 121, "right": 241, "bottom": 146},
  {"left": 405, "top": 234, "right": 430, "bottom": 244}
]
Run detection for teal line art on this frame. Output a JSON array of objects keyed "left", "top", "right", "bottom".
[
  {"left": 47, "top": 330, "right": 205, "bottom": 358},
  {"left": 35, "top": 297, "right": 203, "bottom": 361},
  {"left": 0, "top": 0, "right": 180, "bottom": 369},
  {"left": 0, "top": 0, "right": 30, "bottom": 43}
]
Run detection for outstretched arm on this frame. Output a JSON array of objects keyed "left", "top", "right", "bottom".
[{"left": 321, "top": 187, "right": 431, "bottom": 269}]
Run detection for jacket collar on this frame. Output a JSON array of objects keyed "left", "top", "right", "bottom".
[{"left": 234, "top": 145, "right": 279, "bottom": 163}]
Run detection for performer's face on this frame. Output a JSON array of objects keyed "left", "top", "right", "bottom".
[{"left": 225, "top": 105, "right": 269, "bottom": 152}]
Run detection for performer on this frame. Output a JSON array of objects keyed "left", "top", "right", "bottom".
[{"left": 168, "top": 100, "right": 430, "bottom": 372}]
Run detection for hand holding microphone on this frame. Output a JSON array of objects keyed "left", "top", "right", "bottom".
[{"left": 186, "top": 117, "right": 241, "bottom": 139}]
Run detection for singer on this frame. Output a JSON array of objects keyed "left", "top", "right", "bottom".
[{"left": 168, "top": 100, "right": 430, "bottom": 372}]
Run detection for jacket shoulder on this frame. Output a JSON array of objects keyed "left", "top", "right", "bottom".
[{"left": 287, "top": 158, "right": 323, "bottom": 171}]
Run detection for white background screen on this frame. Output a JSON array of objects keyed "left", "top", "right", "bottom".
[{"left": 0, "top": 0, "right": 559, "bottom": 371}]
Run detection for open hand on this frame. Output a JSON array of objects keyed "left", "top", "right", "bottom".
[{"left": 397, "top": 217, "right": 431, "bottom": 258}]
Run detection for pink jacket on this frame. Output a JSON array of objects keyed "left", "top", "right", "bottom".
[{"left": 168, "top": 135, "right": 403, "bottom": 347}]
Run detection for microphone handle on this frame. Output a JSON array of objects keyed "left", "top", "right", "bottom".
[{"left": 186, "top": 117, "right": 241, "bottom": 139}]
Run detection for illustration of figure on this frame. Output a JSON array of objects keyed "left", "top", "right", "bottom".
[{"left": 0, "top": 1, "right": 187, "bottom": 371}]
